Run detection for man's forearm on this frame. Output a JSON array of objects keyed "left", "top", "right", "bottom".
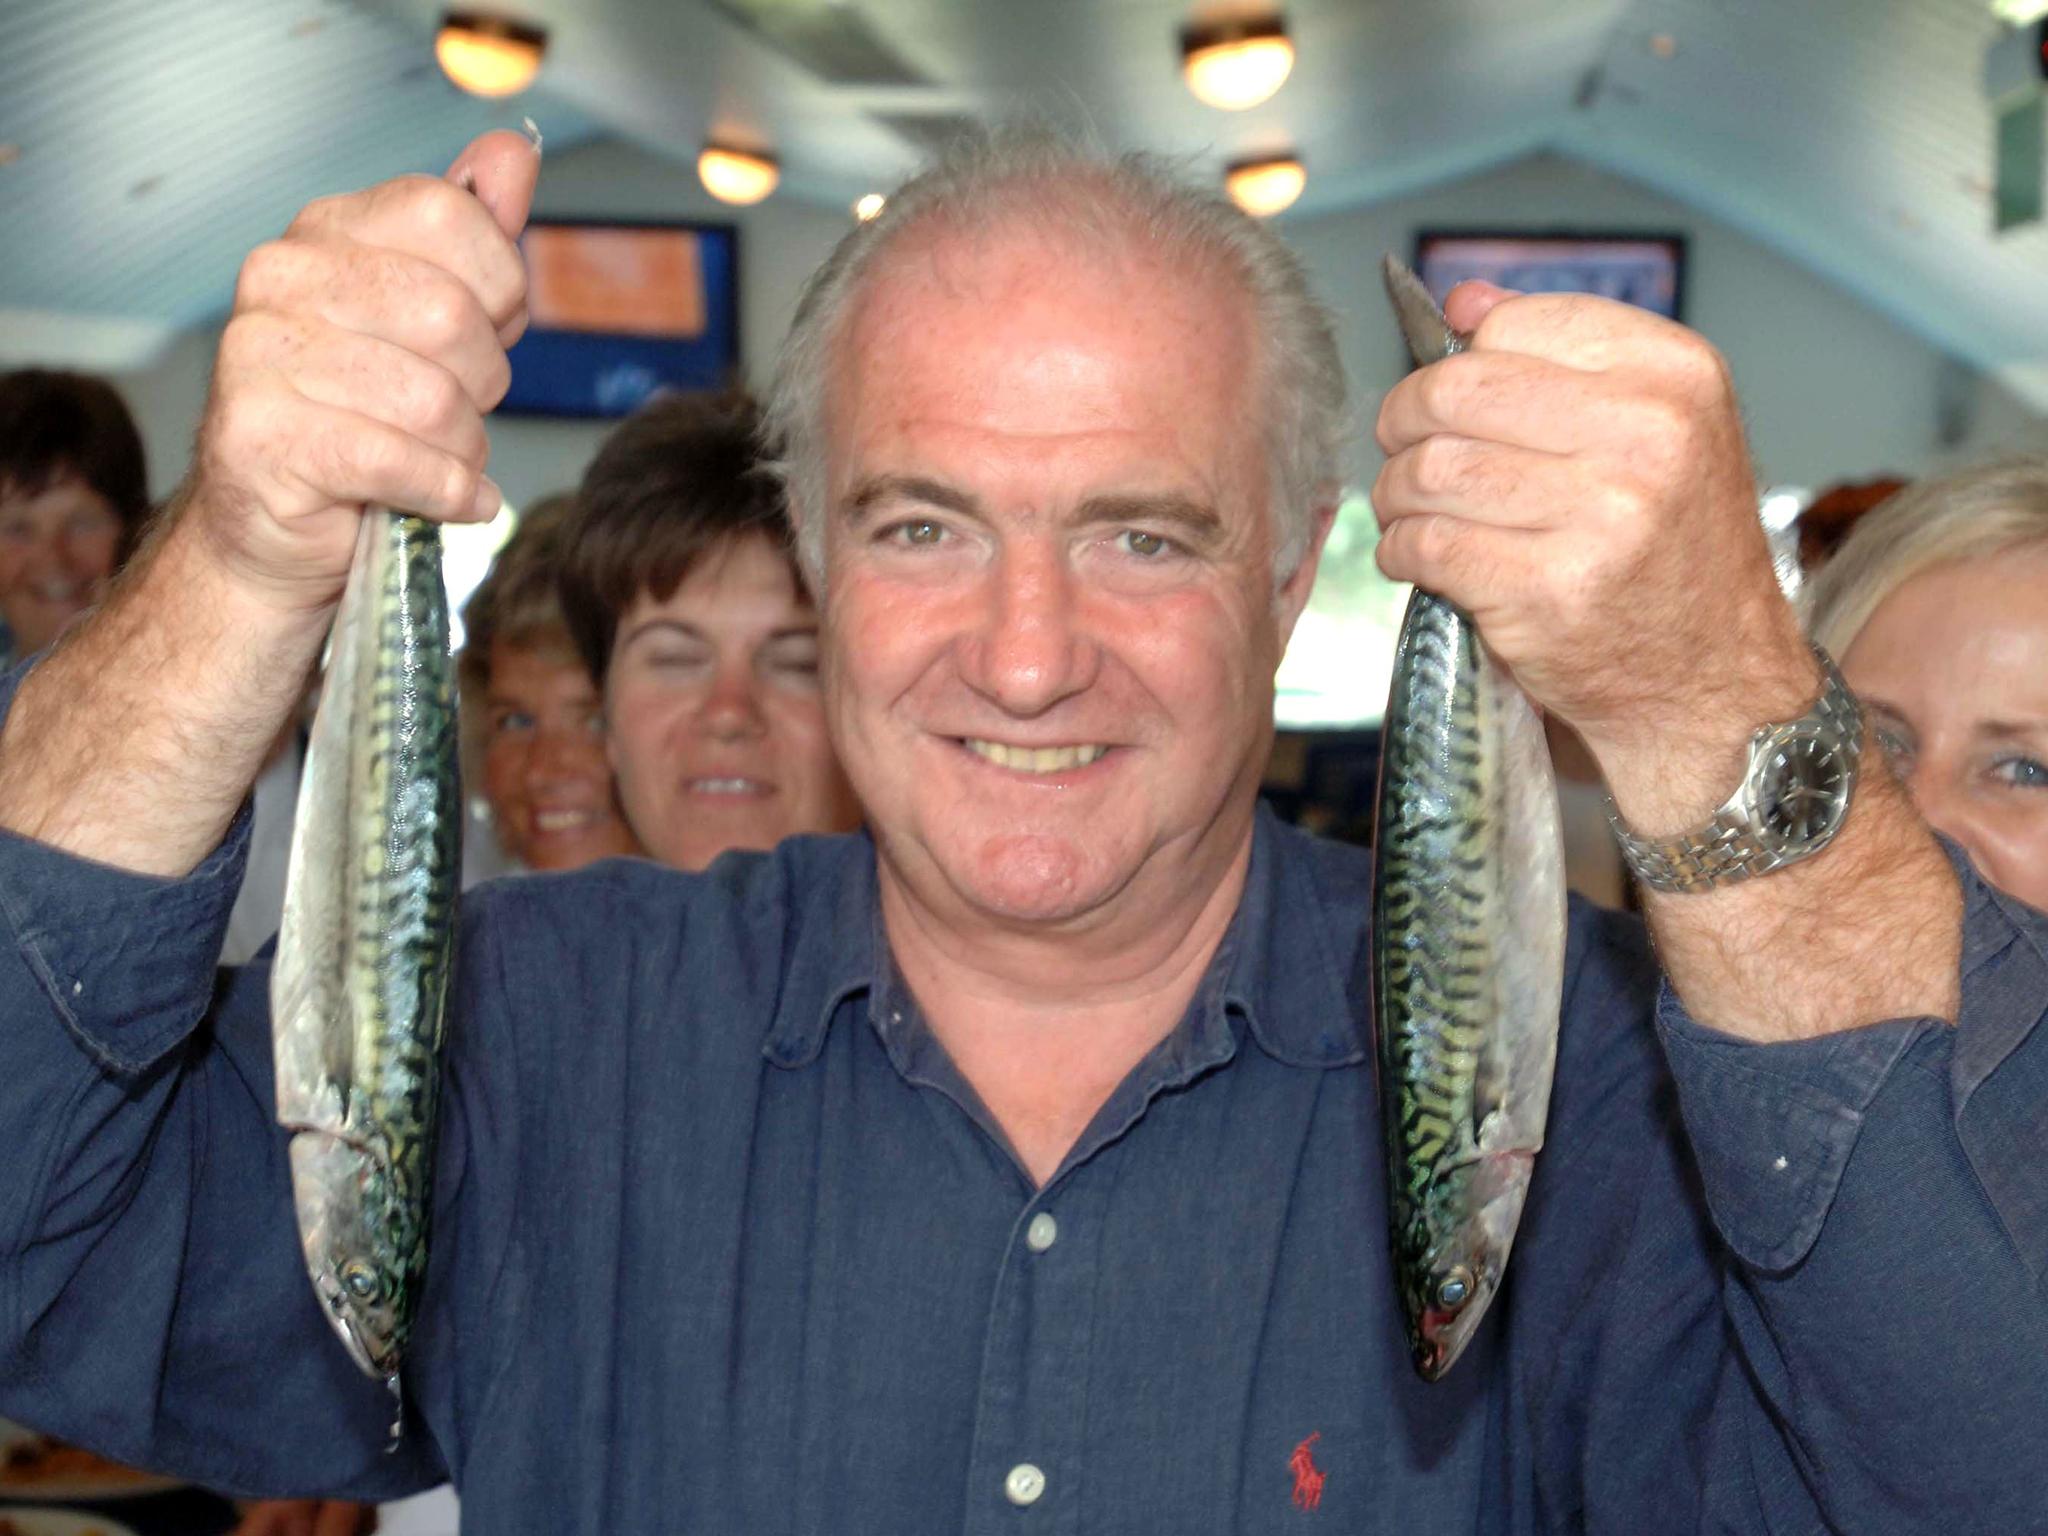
[
  {"left": 1599, "top": 649, "right": 1961, "bottom": 1042},
  {"left": 0, "top": 492, "right": 332, "bottom": 877}
]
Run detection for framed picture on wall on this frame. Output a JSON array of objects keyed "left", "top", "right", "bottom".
[
  {"left": 1410, "top": 230, "right": 1687, "bottom": 321},
  {"left": 499, "top": 218, "right": 742, "bottom": 417}
]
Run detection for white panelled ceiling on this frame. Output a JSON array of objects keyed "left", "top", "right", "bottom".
[{"left": 2, "top": 0, "right": 2045, "bottom": 398}]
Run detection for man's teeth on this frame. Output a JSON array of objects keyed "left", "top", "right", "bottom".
[{"left": 964, "top": 740, "right": 1108, "bottom": 774}]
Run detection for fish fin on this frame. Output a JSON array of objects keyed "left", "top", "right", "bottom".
[
  {"left": 272, "top": 513, "right": 384, "bottom": 1134},
  {"left": 1382, "top": 256, "right": 1466, "bottom": 367}
]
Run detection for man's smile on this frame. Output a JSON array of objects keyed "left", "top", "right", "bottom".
[{"left": 959, "top": 738, "right": 1112, "bottom": 775}]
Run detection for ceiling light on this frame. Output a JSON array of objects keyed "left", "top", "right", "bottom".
[
  {"left": 1992, "top": 0, "right": 2048, "bottom": 24},
  {"left": 434, "top": 10, "right": 548, "bottom": 98},
  {"left": 699, "top": 145, "right": 780, "bottom": 206},
  {"left": 0, "top": 144, "right": 20, "bottom": 168},
  {"left": 1181, "top": 16, "right": 1294, "bottom": 111},
  {"left": 1648, "top": 33, "right": 1678, "bottom": 59},
  {"left": 853, "top": 193, "right": 886, "bottom": 221},
  {"left": 1225, "top": 154, "right": 1305, "bottom": 217}
]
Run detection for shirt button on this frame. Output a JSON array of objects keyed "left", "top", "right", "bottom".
[
  {"left": 1004, "top": 1462, "right": 1046, "bottom": 1506},
  {"left": 1025, "top": 1211, "right": 1058, "bottom": 1252}
]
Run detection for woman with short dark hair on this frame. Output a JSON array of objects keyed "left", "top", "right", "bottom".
[
  {"left": 559, "top": 391, "right": 861, "bottom": 871},
  {"left": 0, "top": 369, "right": 151, "bottom": 661}
]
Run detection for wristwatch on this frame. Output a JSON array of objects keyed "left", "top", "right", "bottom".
[{"left": 1605, "top": 646, "right": 1864, "bottom": 894}]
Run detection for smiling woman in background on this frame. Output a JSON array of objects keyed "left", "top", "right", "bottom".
[
  {"left": 559, "top": 391, "right": 861, "bottom": 871},
  {"left": 0, "top": 369, "right": 151, "bottom": 664},
  {"left": 1804, "top": 456, "right": 2048, "bottom": 912},
  {"left": 460, "top": 493, "right": 642, "bottom": 875}
]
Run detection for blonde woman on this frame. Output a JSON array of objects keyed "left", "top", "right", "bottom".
[{"left": 1804, "top": 456, "right": 2048, "bottom": 911}]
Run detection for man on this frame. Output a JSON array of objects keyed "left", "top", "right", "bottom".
[{"left": 0, "top": 128, "right": 2040, "bottom": 1533}]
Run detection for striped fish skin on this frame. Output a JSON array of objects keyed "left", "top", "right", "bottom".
[
  {"left": 272, "top": 509, "right": 460, "bottom": 1382},
  {"left": 1373, "top": 258, "right": 1567, "bottom": 1382}
]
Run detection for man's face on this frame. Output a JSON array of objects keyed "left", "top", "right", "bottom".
[
  {"left": 0, "top": 472, "right": 124, "bottom": 657},
  {"left": 819, "top": 222, "right": 1324, "bottom": 931},
  {"left": 605, "top": 533, "right": 863, "bottom": 871}
]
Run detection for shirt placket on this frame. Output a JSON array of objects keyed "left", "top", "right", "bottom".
[{"left": 959, "top": 1166, "right": 1108, "bottom": 1536}]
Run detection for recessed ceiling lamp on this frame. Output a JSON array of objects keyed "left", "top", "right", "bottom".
[
  {"left": 0, "top": 144, "right": 20, "bottom": 168},
  {"left": 853, "top": 193, "right": 886, "bottom": 221},
  {"left": 435, "top": 10, "right": 548, "bottom": 98},
  {"left": 1225, "top": 153, "right": 1305, "bottom": 216},
  {"left": 699, "top": 145, "right": 780, "bottom": 206},
  {"left": 1991, "top": 0, "right": 2048, "bottom": 24},
  {"left": 1181, "top": 15, "right": 1294, "bottom": 111}
]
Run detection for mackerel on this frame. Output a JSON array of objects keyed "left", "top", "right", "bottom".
[
  {"left": 1372, "top": 258, "right": 1567, "bottom": 1381},
  {"left": 272, "top": 507, "right": 460, "bottom": 1395}
]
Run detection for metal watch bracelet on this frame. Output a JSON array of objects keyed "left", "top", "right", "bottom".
[{"left": 1605, "top": 646, "right": 1864, "bottom": 894}]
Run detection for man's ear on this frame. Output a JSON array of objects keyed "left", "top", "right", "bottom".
[{"left": 1273, "top": 495, "right": 1340, "bottom": 653}]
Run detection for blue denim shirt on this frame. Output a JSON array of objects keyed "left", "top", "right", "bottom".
[{"left": 1, "top": 757, "right": 2043, "bottom": 1531}]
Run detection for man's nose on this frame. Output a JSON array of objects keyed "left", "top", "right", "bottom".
[
  {"left": 959, "top": 541, "right": 1100, "bottom": 717},
  {"left": 697, "top": 663, "right": 768, "bottom": 742}
]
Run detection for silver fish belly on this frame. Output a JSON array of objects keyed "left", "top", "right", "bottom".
[
  {"left": 272, "top": 508, "right": 460, "bottom": 1384},
  {"left": 1372, "top": 258, "right": 1567, "bottom": 1381}
]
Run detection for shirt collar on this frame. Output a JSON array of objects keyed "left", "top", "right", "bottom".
[
  {"left": 761, "top": 806, "right": 1368, "bottom": 1074},
  {"left": 1220, "top": 804, "right": 1369, "bottom": 1069},
  {"left": 762, "top": 832, "right": 883, "bottom": 1069}
]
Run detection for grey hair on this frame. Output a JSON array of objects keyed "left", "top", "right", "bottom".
[
  {"left": 1802, "top": 455, "right": 2048, "bottom": 657},
  {"left": 760, "top": 124, "right": 1348, "bottom": 593}
]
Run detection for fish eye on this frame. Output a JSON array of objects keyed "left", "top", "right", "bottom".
[
  {"left": 1435, "top": 1265, "right": 1474, "bottom": 1311},
  {"left": 341, "top": 1259, "right": 380, "bottom": 1300}
]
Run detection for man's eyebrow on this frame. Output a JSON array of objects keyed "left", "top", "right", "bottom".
[
  {"left": 1076, "top": 493, "right": 1225, "bottom": 542},
  {"left": 843, "top": 475, "right": 981, "bottom": 524}
]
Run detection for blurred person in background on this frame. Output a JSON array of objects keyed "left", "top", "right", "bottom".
[
  {"left": 0, "top": 369, "right": 270, "bottom": 1534},
  {"left": 1804, "top": 455, "right": 2048, "bottom": 912},
  {"left": 0, "top": 368, "right": 151, "bottom": 663},
  {"left": 558, "top": 391, "right": 861, "bottom": 870},
  {"left": 459, "top": 492, "right": 640, "bottom": 878}
]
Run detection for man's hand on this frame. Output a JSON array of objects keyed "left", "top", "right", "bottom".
[
  {"left": 1371, "top": 283, "right": 1960, "bottom": 1041},
  {"left": 0, "top": 129, "right": 542, "bottom": 877},
  {"left": 194, "top": 128, "right": 538, "bottom": 615},
  {"left": 1372, "top": 282, "right": 1814, "bottom": 832}
]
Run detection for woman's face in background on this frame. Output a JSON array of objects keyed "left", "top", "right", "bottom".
[
  {"left": 1841, "top": 542, "right": 2048, "bottom": 912},
  {"left": 0, "top": 472, "right": 124, "bottom": 656},
  {"left": 604, "top": 532, "right": 861, "bottom": 871},
  {"left": 482, "top": 638, "right": 641, "bottom": 871}
]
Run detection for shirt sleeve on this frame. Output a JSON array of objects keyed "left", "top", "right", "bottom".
[
  {"left": 1655, "top": 849, "right": 2048, "bottom": 1531},
  {"left": 0, "top": 670, "right": 447, "bottom": 1497}
]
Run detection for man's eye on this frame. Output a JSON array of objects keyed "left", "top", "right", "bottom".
[
  {"left": 883, "top": 519, "right": 947, "bottom": 548},
  {"left": 490, "top": 710, "right": 534, "bottom": 737},
  {"left": 1993, "top": 755, "right": 2048, "bottom": 789},
  {"left": 1117, "top": 529, "right": 1177, "bottom": 560}
]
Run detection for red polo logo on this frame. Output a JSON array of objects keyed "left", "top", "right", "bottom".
[{"left": 1288, "top": 1432, "right": 1326, "bottom": 1511}]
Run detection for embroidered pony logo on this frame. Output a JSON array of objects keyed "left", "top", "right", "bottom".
[{"left": 1288, "top": 1432, "right": 1326, "bottom": 1511}]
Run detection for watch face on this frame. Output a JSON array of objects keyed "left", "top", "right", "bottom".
[{"left": 1757, "top": 730, "right": 1852, "bottom": 848}]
